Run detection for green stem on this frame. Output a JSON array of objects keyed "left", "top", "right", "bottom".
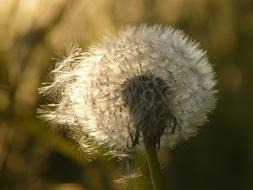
[{"left": 143, "top": 139, "right": 165, "bottom": 190}]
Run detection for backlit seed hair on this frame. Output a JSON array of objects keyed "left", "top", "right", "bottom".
[{"left": 38, "top": 25, "right": 217, "bottom": 154}]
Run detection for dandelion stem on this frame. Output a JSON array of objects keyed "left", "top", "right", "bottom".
[{"left": 143, "top": 138, "right": 165, "bottom": 190}]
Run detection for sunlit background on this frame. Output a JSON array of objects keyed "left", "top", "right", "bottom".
[{"left": 0, "top": 0, "right": 253, "bottom": 189}]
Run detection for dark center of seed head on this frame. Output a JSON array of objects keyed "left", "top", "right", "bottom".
[{"left": 121, "top": 75, "right": 176, "bottom": 149}]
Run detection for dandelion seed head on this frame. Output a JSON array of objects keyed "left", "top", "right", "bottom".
[{"left": 38, "top": 25, "right": 217, "bottom": 153}]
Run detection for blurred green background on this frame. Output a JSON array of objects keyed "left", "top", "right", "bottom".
[{"left": 0, "top": 0, "right": 253, "bottom": 189}]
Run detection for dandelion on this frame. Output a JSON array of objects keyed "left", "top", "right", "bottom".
[{"left": 38, "top": 25, "right": 217, "bottom": 190}]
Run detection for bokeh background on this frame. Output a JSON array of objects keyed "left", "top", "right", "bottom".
[{"left": 0, "top": 0, "right": 253, "bottom": 189}]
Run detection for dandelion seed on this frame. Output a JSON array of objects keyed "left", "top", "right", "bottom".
[
  {"left": 38, "top": 25, "right": 217, "bottom": 156},
  {"left": 114, "top": 167, "right": 142, "bottom": 184}
]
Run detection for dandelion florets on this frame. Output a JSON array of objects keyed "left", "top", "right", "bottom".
[{"left": 38, "top": 25, "right": 217, "bottom": 154}]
